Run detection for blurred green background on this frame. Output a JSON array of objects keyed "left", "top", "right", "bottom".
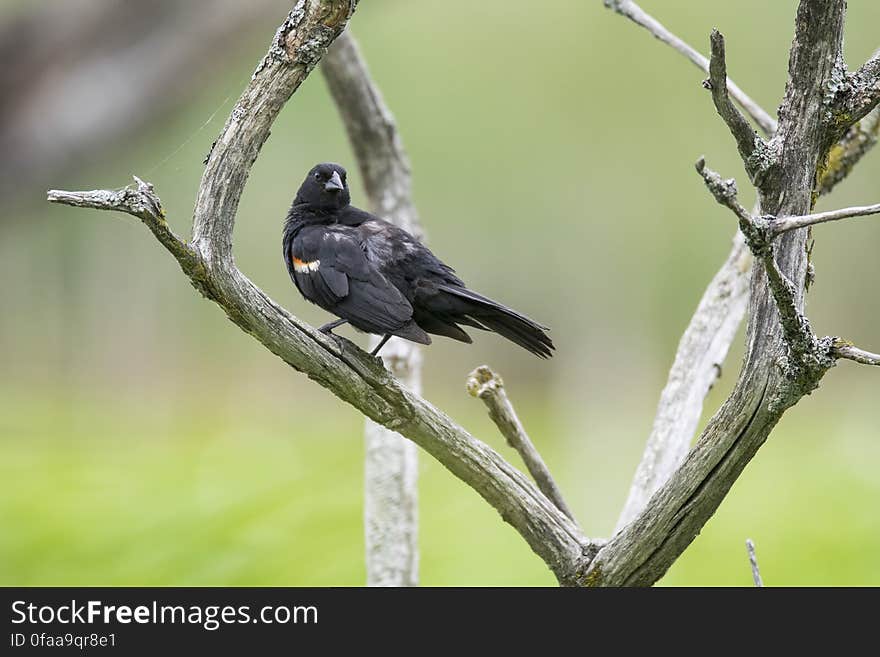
[{"left": 1, "top": 0, "right": 878, "bottom": 586}]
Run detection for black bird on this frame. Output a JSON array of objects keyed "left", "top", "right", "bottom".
[{"left": 282, "top": 163, "right": 554, "bottom": 358}]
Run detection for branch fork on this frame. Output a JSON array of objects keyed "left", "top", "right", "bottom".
[
  {"left": 833, "top": 51, "right": 880, "bottom": 133},
  {"left": 697, "top": 157, "right": 879, "bottom": 382}
]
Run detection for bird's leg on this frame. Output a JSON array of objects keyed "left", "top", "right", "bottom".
[
  {"left": 318, "top": 318, "right": 348, "bottom": 334},
  {"left": 370, "top": 334, "right": 393, "bottom": 357}
]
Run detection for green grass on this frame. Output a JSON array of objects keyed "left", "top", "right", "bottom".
[{"left": 2, "top": 390, "right": 878, "bottom": 586}]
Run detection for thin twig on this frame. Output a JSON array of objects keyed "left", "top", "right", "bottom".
[
  {"left": 697, "top": 158, "right": 818, "bottom": 356},
  {"left": 705, "top": 30, "right": 766, "bottom": 171},
  {"left": 770, "top": 202, "right": 880, "bottom": 235},
  {"left": 832, "top": 344, "right": 880, "bottom": 366},
  {"left": 467, "top": 366, "right": 576, "bottom": 523},
  {"left": 694, "top": 157, "right": 754, "bottom": 226},
  {"left": 604, "top": 0, "right": 776, "bottom": 135},
  {"left": 48, "top": 177, "right": 199, "bottom": 272},
  {"left": 697, "top": 158, "right": 880, "bottom": 377},
  {"left": 745, "top": 539, "right": 764, "bottom": 587}
]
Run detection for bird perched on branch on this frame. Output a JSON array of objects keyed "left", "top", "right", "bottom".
[{"left": 282, "top": 163, "right": 554, "bottom": 358}]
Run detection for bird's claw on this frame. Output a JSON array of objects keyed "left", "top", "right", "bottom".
[
  {"left": 318, "top": 330, "right": 346, "bottom": 356},
  {"left": 318, "top": 318, "right": 348, "bottom": 334}
]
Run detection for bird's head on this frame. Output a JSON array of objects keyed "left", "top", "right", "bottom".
[{"left": 294, "top": 163, "right": 350, "bottom": 210}]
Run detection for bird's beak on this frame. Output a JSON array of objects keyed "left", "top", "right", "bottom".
[{"left": 325, "top": 171, "right": 344, "bottom": 192}]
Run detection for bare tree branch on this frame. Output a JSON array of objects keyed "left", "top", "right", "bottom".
[
  {"left": 47, "top": 0, "right": 591, "bottom": 586},
  {"left": 837, "top": 51, "right": 880, "bottom": 129},
  {"left": 705, "top": 30, "right": 771, "bottom": 183},
  {"left": 616, "top": 19, "right": 879, "bottom": 538},
  {"left": 695, "top": 158, "right": 756, "bottom": 227},
  {"left": 698, "top": 156, "right": 880, "bottom": 373},
  {"left": 604, "top": 0, "right": 777, "bottom": 135},
  {"left": 697, "top": 160, "right": 819, "bottom": 356},
  {"left": 615, "top": 231, "right": 750, "bottom": 532},
  {"left": 832, "top": 343, "right": 880, "bottom": 367},
  {"left": 584, "top": 0, "right": 853, "bottom": 586},
  {"left": 745, "top": 538, "right": 764, "bottom": 587},
  {"left": 770, "top": 202, "right": 880, "bottom": 235},
  {"left": 322, "top": 30, "right": 422, "bottom": 587},
  {"left": 614, "top": 39, "right": 878, "bottom": 540},
  {"left": 698, "top": 159, "right": 880, "bottom": 379},
  {"left": 48, "top": 177, "right": 198, "bottom": 272},
  {"left": 467, "top": 366, "right": 576, "bottom": 523},
  {"left": 361, "top": 339, "right": 421, "bottom": 586}
]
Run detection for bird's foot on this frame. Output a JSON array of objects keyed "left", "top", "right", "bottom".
[
  {"left": 318, "top": 318, "right": 348, "bottom": 334},
  {"left": 322, "top": 332, "right": 347, "bottom": 357},
  {"left": 370, "top": 334, "right": 393, "bottom": 357}
]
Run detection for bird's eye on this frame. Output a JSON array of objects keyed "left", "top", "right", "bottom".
[{"left": 314, "top": 172, "right": 323, "bottom": 181}]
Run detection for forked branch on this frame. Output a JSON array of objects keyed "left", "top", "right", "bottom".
[
  {"left": 584, "top": 1, "right": 865, "bottom": 587},
  {"left": 619, "top": 100, "right": 880, "bottom": 534},
  {"left": 613, "top": 26, "right": 877, "bottom": 537},
  {"left": 837, "top": 51, "right": 880, "bottom": 129},
  {"left": 47, "top": 0, "right": 591, "bottom": 586},
  {"left": 698, "top": 158, "right": 879, "bottom": 373}
]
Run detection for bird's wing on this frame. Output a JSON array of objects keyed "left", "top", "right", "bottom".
[
  {"left": 288, "top": 226, "right": 415, "bottom": 333},
  {"left": 358, "top": 217, "right": 465, "bottom": 286}
]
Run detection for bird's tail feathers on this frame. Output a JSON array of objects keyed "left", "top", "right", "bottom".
[{"left": 438, "top": 285, "right": 554, "bottom": 358}]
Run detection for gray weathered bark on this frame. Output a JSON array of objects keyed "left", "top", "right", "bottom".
[
  {"left": 360, "top": 339, "right": 421, "bottom": 586},
  {"left": 606, "top": 1, "right": 772, "bottom": 531},
  {"left": 583, "top": 1, "right": 880, "bottom": 586},
  {"left": 612, "top": 7, "right": 880, "bottom": 536},
  {"left": 615, "top": 231, "right": 751, "bottom": 532},
  {"left": 322, "top": 31, "right": 422, "bottom": 587}
]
